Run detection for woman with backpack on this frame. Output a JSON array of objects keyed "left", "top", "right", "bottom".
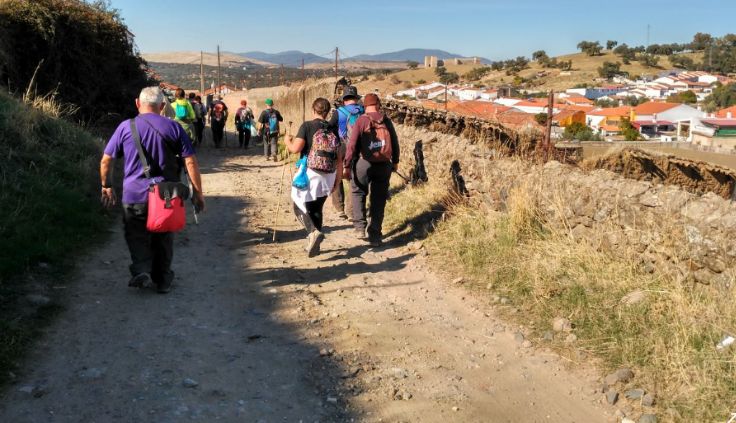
[
  {"left": 234, "top": 100, "right": 254, "bottom": 149},
  {"left": 284, "top": 98, "right": 343, "bottom": 257},
  {"left": 171, "top": 88, "right": 196, "bottom": 143}
]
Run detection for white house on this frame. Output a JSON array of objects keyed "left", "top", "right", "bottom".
[
  {"left": 396, "top": 82, "right": 444, "bottom": 98},
  {"left": 565, "top": 86, "right": 625, "bottom": 99},
  {"left": 634, "top": 102, "right": 704, "bottom": 122},
  {"left": 458, "top": 87, "right": 483, "bottom": 101},
  {"left": 480, "top": 89, "right": 499, "bottom": 101}
]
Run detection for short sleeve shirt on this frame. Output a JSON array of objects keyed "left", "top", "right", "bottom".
[
  {"left": 258, "top": 108, "right": 284, "bottom": 129},
  {"left": 104, "top": 113, "right": 195, "bottom": 204},
  {"left": 295, "top": 119, "right": 339, "bottom": 158}
]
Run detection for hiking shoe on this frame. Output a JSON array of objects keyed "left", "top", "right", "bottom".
[
  {"left": 272, "top": 153, "right": 279, "bottom": 162},
  {"left": 128, "top": 272, "right": 152, "bottom": 288},
  {"left": 355, "top": 229, "right": 367, "bottom": 239},
  {"left": 157, "top": 279, "right": 173, "bottom": 294},
  {"left": 307, "top": 231, "right": 325, "bottom": 258},
  {"left": 369, "top": 240, "right": 382, "bottom": 248},
  {"left": 338, "top": 212, "right": 348, "bottom": 220}
]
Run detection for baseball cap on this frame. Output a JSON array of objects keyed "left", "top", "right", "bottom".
[
  {"left": 363, "top": 93, "right": 381, "bottom": 107},
  {"left": 265, "top": 99, "right": 274, "bottom": 106}
]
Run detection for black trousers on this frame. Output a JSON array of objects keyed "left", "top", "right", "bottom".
[
  {"left": 122, "top": 203, "right": 175, "bottom": 286},
  {"left": 350, "top": 159, "right": 392, "bottom": 242},
  {"left": 193, "top": 120, "right": 204, "bottom": 147},
  {"left": 238, "top": 129, "right": 251, "bottom": 148},
  {"left": 263, "top": 133, "right": 278, "bottom": 157},
  {"left": 211, "top": 121, "right": 225, "bottom": 147},
  {"left": 293, "top": 196, "right": 328, "bottom": 234}
]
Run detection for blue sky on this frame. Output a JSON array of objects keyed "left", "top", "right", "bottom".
[{"left": 112, "top": 0, "right": 734, "bottom": 61}]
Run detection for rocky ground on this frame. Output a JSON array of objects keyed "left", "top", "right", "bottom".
[{"left": 0, "top": 139, "right": 618, "bottom": 423}]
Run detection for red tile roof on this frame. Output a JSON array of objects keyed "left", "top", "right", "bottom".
[
  {"left": 633, "top": 102, "right": 682, "bottom": 115},
  {"left": 714, "top": 106, "right": 736, "bottom": 118},
  {"left": 587, "top": 106, "right": 633, "bottom": 117}
]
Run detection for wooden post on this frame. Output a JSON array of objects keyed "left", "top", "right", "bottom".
[
  {"left": 281, "top": 63, "right": 284, "bottom": 86},
  {"left": 335, "top": 47, "right": 338, "bottom": 80},
  {"left": 200, "top": 51, "right": 204, "bottom": 98},
  {"left": 216, "top": 45, "right": 221, "bottom": 95},
  {"left": 302, "top": 58, "right": 305, "bottom": 82},
  {"left": 545, "top": 90, "right": 554, "bottom": 146}
]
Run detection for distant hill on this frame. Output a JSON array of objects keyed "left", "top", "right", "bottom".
[
  {"left": 237, "top": 51, "right": 330, "bottom": 66},
  {"left": 142, "top": 51, "right": 273, "bottom": 67},
  {"left": 350, "top": 49, "right": 491, "bottom": 64}
]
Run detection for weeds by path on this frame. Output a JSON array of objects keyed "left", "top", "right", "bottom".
[{"left": 384, "top": 176, "right": 736, "bottom": 422}]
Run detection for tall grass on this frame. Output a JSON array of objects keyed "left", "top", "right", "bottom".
[
  {"left": 385, "top": 174, "right": 736, "bottom": 422},
  {"left": 0, "top": 89, "right": 106, "bottom": 384}
]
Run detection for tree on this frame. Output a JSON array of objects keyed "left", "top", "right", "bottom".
[
  {"left": 434, "top": 66, "right": 447, "bottom": 76},
  {"left": 637, "top": 54, "right": 660, "bottom": 68},
  {"left": 705, "top": 82, "right": 736, "bottom": 109},
  {"left": 533, "top": 50, "right": 548, "bottom": 61},
  {"left": 490, "top": 61, "right": 504, "bottom": 71},
  {"left": 407, "top": 61, "right": 419, "bottom": 69},
  {"left": 691, "top": 32, "right": 714, "bottom": 50},
  {"left": 578, "top": 41, "right": 602, "bottom": 56},
  {"left": 624, "top": 95, "right": 648, "bottom": 106},
  {"left": 598, "top": 61, "right": 621, "bottom": 79},
  {"left": 415, "top": 79, "right": 427, "bottom": 84},
  {"left": 699, "top": 34, "right": 736, "bottom": 74},
  {"left": 620, "top": 118, "right": 641, "bottom": 141},
  {"left": 669, "top": 55, "right": 696, "bottom": 70},
  {"left": 439, "top": 72, "right": 459, "bottom": 85},
  {"left": 667, "top": 91, "right": 697, "bottom": 104},
  {"left": 606, "top": 40, "right": 618, "bottom": 50},
  {"left": 535, "top": 113, "right": 548, "bottom": 126}
]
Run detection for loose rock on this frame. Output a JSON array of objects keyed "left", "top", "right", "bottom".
[
  {"left": 638, "top": 414, "right": 658, "bottom": 423},
  {"left": 603, "top": 368, "right": 634, "bottom": 385},
  {"left": 514, "top": 332, "right": 525, "bottom": 343},
  {"left": 625, "top": 388, "right": 645, "bottom": 400},
  {"left": 183, "top": 378, "right": 199, "bottom": 388},
  {"left": 642, "top": 393, "right": 656, "bottom": 407},
  {"left": 553, "top": 317, "right": 572, "bottom": 332},
  {"left": 606, "top": 390, "right": 619, "bottom": 405}
]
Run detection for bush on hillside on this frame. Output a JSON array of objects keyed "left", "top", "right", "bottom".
[
  {"left": 0, "top": 90, "right": 105, "bottom": 279},
  {"left": 0, "top": 0, "right": 151, "bottom": 121}
]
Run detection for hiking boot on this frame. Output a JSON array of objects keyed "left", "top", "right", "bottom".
[
  {"left": 128, "top": 272, "right": 152, "bottom": 288},
  {"left": 307, "top": 231, "right": 325, "bottom": 258},
  {"left": 157, "top": 279, "right": 173, "bottom": 294},
  {"left": 338, "top": 212, "right": 348, "bottom": 220},
  {"left": 272, "top": 153, "right": 279, "bottom": 162},
  {"left": 369, "top": 239, "right": 382, "bottom": 248},
  {"left": 355, "top": 229, "right": 367, "bottom": 239}
]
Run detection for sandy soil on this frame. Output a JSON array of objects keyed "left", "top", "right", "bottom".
[{"left": 0, "top": 137, "right": 616, "bottom": 423}]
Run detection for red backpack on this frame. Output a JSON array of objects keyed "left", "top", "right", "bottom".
[
  {"left": 307, "top": 121, "right": 340, "bottom": 172},
  {"left": 359, "top": 115, "right": 393, "bottom": 163}
]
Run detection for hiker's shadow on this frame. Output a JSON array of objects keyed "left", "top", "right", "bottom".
[
  {"left": 251, "top": 245, "right": 415, "bottom": 288},
  {"left": 234, "top": 224, "right": 354, "bottom": 247}
]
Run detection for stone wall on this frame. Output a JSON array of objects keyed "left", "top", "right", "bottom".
[{"left": 394, "top": 124, "right": 736, "bottom": 292}]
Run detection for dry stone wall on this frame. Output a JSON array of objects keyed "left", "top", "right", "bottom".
[{"left": 394, "top": 125, "right": 736, "bottom": 292}]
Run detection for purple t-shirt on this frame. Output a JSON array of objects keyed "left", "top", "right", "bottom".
[{"left": 104, "top": 113, "right": 195, "bottom": 204}]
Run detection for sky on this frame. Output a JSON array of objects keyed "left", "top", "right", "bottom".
[{"left": 111, "top": 0, "right": 735, "bottom": 61}]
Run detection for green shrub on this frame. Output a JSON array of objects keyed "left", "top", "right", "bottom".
[{"left": 0, "top": 0, "right": 151, "bottom": 121}]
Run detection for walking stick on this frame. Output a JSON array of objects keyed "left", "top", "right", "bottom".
[{"left": 272, "top": 121, "right": 294, "bottom": 242}]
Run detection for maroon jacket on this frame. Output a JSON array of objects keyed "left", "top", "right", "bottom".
[{"left": 343, "top": 112, "right": 400, "bottom": 167}]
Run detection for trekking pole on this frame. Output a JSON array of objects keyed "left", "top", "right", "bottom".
[
  {"left": 182, "top": 160, "right": 199, "bottom": 225},
  {"left": 272, "top": 121, "right": 294, "bottom": 242},
  {"left": 392, "top": 169, "right": 410, "bottom": 183},
  {"left": 273, "top": 160, "right": 287, "bottom": 242}
]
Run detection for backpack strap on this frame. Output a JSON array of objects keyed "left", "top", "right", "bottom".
[{"left": 129, "top": 118, "right": 154, "bottom": 185}]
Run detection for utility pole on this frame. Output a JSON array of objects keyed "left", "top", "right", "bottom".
[
  {"left": 267, "top": 73, "right": 271, "bottom": 87},
  {"left": 255, "top": 72, "right": 259, "bottom": 88},
  {"left": 302, "top": 58, "right": 305, "bottom": 83},
  {"left": 335, "top": 47, "right": 339, "bottom": 80},
  {"left": 646, "top": 24, "right": 651, "bottom": 49},
  {"left": 545, "top": 90, "right": 554, "bottom": 147},
  {"left": 281, "top": 64, "right": 285, "bottom": 86},
  {"left": 200, "top": 51, "right": 204, "bottom": 98},
  {"left": 709, "top": 46, "right": 713, "bottom": 70},
  {"left": 216, "top": 45, "right": 221, "bottom": 95},
  {"left": 444, "top": 84, "right": 448, "bottom": 111}
]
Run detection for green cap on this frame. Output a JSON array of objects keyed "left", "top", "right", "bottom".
[{"left": 265, "top": 99, "right": 274, "bottom": 106}]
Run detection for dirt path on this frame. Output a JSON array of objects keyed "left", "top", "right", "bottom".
[{"left": 0, "top": 137, "right": 615, "bottom": 423}]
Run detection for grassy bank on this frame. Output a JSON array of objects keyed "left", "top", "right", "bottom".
[
  {"left": 0, "top": 90, "right": 106, "bottom": 384},
  {"left": 384, "top": 176, "right": 736, "bottom": 422}
]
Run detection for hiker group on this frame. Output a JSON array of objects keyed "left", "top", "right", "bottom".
[{"left": 100, "top": 84, "right": 400, "bottom": 292}]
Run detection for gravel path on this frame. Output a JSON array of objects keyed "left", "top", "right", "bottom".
[{"left": 0, "top": 140, "right": 614, "bottom": 423}]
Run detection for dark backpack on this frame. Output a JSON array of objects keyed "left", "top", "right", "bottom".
[
  {"left": 307, "top": 122, "right": 340, "bottom": 172},
  {"left": 192, "top": 102, "right": 204, "bottom": 120},
  {"left": 338, "top": 106, "right": 364, "bottom": 141},
  {"left": 359, "top": 115, "right": 393, "bottom": 163},
  {"left": 268, "top": 110, "right": 279, "bottom": 133}
]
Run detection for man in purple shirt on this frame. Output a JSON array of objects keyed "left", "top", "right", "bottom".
[{"left": 100, "top": 87, "right": 205, "bottom": 293}]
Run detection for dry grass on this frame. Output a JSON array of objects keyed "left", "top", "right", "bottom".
[{"left": 384, "top": 171, "right": 736, "bottom": 422}]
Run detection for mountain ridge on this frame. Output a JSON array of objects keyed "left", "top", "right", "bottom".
[{"left": 233, "top": 49, "right": 491, "bottom": 65}]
